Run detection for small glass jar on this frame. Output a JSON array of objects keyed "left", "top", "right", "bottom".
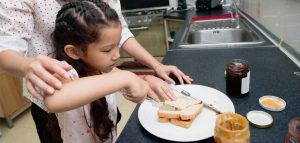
[
  {"left": 226, "top": 59, "right": 250, "bottom": 97},
  {"left": 214, "top": 113, "right": 250, "bottom": 143},
  {"left": 285, "top": 117, "right": 300, "bottom": 143}
]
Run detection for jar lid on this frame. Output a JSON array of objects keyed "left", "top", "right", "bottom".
[
  {"left": 246, "top": 110, "right": 273, "bottom": 128},
  {"left": 259, "top": 95, "right": 286, "bottom": 111}
]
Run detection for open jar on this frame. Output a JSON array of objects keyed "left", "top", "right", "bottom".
[
  {"left": 226, "top": 59, "right": 250, "bottom": 97},
  {"left": 214, "top": 113, "right": 250, "bottom": 143},
  {"left": 285, "top": 117, "right": 300, "bottom": 143}
]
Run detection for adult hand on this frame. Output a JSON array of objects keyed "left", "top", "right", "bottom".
[
  {"left": 154, "top": 64, "right": 193, "bottom": 85},
  {"left": 24, "top": 55, "right": 73, "bottom": 100},
  {"left": 122, "top": 72, "right": 149, "bottom": 103},
  {"left": 143, "top": 75, "right": 176, "bottom": 102}
]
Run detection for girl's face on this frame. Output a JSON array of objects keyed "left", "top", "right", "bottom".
[{"left": 80, "top": 23, "right": 122, "bottom": 73}]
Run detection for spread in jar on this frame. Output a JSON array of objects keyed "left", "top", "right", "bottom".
[
  {"left": 214, "top": 113, "right": 250, "bottom": 143},
  {"left": 226, "top": 59, "right": 250, "bottom": 97}
]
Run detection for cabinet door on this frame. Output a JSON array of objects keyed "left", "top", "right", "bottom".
[
  {"left": 0, "top": 73, "right": 29, "bottom": 117},
  {"left": 120, "top": 23, "right": 167, "bottom": 58},
  {"left": 164, "top": 19, "right": 184, "bottom": 49}
]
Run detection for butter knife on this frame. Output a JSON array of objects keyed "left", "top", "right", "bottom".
[{"left": 170, "top": 84, "right": 222, "bottom": 114}]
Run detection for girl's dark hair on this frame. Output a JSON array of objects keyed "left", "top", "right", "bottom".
[{"left": 50, "top": 0, "right": 120, "bottom": 142}]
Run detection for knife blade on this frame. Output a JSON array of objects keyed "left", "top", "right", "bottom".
[{"left": 170, "top": 84, "right": 222, "bottom": 114}]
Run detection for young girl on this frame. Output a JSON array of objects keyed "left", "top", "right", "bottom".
[{"left": 43, "top": 1, "right": 164, "bottom": 142}]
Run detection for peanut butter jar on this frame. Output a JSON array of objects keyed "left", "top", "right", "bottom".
[{"left": 214, "top": 113, "right": 250, "bottom": 143}]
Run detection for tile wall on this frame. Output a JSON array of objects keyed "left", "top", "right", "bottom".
[{"left": 238, "top": 0, "right": 300, "bottom": 54}]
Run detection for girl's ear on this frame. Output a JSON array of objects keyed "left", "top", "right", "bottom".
[{"left": 64, "top": 45, "right": 81, "bottom": 60}]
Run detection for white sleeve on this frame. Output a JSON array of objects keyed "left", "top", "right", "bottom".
[
  {"left": 107, "top": 0, "right": 134, "bottom": 47},
  {"left": 119, "top": 13, "right": 134, "bottom": 47},
  {"left": 0, "top": 0, "right": 34, "bottom": 55}
]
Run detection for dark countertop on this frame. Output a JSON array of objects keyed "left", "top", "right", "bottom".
[
  {"left": 117, "top": 46, "right": 300, "bottom": 143},
  {"left": 117, "top": 7, "right": 300, "bottom": 143}
]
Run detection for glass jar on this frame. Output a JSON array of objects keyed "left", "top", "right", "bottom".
[
  {"left": 226, "top": 59, "right": 250, "bottom": 97},
  {"left": 285, "top": 117, "right": 300, "bottom": 143},
  {"left": 214, "top": 113, "right": 250, "bottom": 143}
]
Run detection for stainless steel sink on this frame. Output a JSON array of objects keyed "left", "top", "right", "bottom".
[{"left": 179, "top": 19, "right": 266, "bottom": 48}]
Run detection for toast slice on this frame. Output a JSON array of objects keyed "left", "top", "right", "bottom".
[
  {"left": 180, "top": 104, "right": 203, "bottom": 120},
  {"left": 170, "top": 118, "right": 195, "bottom": 128},
  {"left": 158, "top": 117, "right": 170, "bottom": 123},
  {"left": 158, "top": 117, "right": 195, "bottom": 128},
  {"left": 164, "top": 96, "right": 201, "bottom": 110},
  {"left": 157, "top": 97, "right": 203, "bottom": 128},
  {"left": 158, "top": 104, "right": 203, "bottom": 120}
]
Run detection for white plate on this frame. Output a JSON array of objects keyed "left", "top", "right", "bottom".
[{"left": 138, "top": 84, "right": 235, "bottom": 142}]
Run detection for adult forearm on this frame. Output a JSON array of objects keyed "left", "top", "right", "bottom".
[
  {"left": 0, "top": 50, "right": 31, "bottom": 77},
  {"left": 44, "top": 71, "right": 134, "bottom": 112},
  {"left": 122, "top": 38, "right": 161, "bottom": 69}
]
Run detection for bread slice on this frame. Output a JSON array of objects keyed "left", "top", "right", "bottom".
[
  {"left": 164, "top": 96, "right": 201, "bottom": 110},
  {"left": 158, "top": 117, "right": 195, "bottom": 128},
  {"left": 157, "top": 110, "right": 181, "bottom": 119},
  {"left": 157, "top": 96, "right": 203, "bottom": 128},
  {"left": 158, "top": 117, "right": 170, "bottom": 123},
  {"left": 170, "top": 118, "right": 195, "bottom": 128},
  {"left": 158, "top": 104, "right": 203, "bottom": 120},
  {"left": 180, "top": 104, "right": 203, "bottom": 120}
]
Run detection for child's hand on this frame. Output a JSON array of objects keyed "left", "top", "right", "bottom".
[
  {"left": 123, "top": 72, "right": 149, "bottom": 103},
  {"left": 143, "top": 75, "right": 176, "bottom": 102}
]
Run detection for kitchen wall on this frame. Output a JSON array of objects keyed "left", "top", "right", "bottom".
[{"left": 238, "top": 0, "right": 300, "bottom": 55}]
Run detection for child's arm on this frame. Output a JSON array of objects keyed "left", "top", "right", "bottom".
[
  {"left": 44, "top": 70, "right": 148, "bottom": 113},
  {"left": 113, "top": 67, "right": 175, "bottom": 102}
]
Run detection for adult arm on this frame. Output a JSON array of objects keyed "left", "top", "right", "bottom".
[
  {"left": 0, "top": 1, "right": 72, "bottom": 99},
  {"left": 110, "top": 1, "right": 193, "bottom": 84},
  {"left": 109, "top": 0, "right": 192, "bottom": 101},
  {"left": 121, "top": 38, "right": 193, "bottom": 85}
]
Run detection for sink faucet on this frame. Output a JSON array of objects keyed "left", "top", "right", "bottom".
[{"left": 230, "top": 0, "right": 240, "bottom": 28}]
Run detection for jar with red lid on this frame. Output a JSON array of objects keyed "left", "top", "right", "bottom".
[
  {"left": 285, "top": 117, "right": 300, "bottom": 143},
  {"left": 226, "top": 59, "right": 250, "bottom": 97}
]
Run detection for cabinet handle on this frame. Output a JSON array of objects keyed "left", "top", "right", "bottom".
[{"left": 129, "top": 26, "right": 149, "bottom": 31}]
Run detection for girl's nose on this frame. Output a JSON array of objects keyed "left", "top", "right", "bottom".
[{"left": 112, "top": 49, "right": 120, "bottom": 60}]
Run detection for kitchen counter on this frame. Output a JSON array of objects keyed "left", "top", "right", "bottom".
[
  {"left": 117, "top": 7, "right": 300, "bottom": 143},
  {"left": 164, "top": 6, "right": 241, "bottom": 50},
  {"left": 117, "top": 46, "right": 300, "bottom": 143},
  {"left": 163, "top": 5, "right": 227, "bottom": 20}
]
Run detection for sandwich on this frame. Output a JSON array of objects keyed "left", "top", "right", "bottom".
[{"left": 157, "top": 96, "right": 204, "bottom": 128}]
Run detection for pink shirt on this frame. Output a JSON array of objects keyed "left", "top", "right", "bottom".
[
  {"left": 55, "top": 61, "right": 118, "bottom": 143},
  {"left": 0, "top": 1, "right": 127, "bottom": 142},
  {"left": 56, "top": 94, "right": 118, "bottom": 143}
]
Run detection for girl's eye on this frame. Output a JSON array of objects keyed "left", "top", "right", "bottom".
[{"left": 102, "top": 48, "right": 112, "bottom": 53}]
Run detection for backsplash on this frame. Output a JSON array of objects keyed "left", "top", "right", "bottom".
[{"left": 238, "top": 0, "right": 300, "bottom": 55}]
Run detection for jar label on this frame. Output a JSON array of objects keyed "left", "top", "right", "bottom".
[{"left": 241, "top": 71, "right": 250, "bottom": 94}]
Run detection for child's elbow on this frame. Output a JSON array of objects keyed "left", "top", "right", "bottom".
[{"left": 44, "top": 97, "right": 61, "bottom": 113}]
